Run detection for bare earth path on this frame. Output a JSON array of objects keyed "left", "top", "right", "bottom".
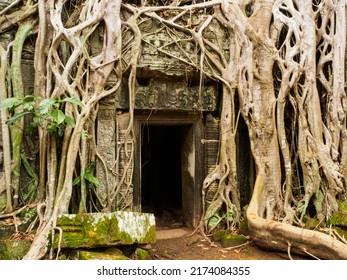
[{"left": 146, "top": 213, "right": 308, "bottom": 260}]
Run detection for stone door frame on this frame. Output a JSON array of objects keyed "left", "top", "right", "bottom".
[{"left": 133, "top": 111, "right": 204, "bottom": 228}]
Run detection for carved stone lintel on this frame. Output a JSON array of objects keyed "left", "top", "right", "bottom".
[{"left": 115, "top": 79, "right": 218, "bottom": 111}]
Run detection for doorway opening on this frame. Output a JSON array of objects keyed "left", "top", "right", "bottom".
[
  {"left": 140, "top": 124, "right": 194, "bottom": 228},
  {"left": 141, "top": 125, "right": 182, "bottom": 213},
  {"left": 134, "top": 112, "right": 203, "bottom": 229}
]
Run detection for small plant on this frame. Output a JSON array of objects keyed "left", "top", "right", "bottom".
[{"left": 0, "top": 96, "right": 84, "bottom": 136}]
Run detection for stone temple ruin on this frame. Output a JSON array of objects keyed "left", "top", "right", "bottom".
[
  {"left": 0, "top": 3, "right": 255, "bottom": 230},
  {"left": 94, "top": 10, "right": 256, "bottom": 228}
]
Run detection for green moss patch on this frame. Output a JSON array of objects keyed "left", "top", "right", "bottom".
[
  {"left": 330, "top": 211, "right": 347, "bottom": 227},
  {"left": 134, "top": 248, "right": 151, "bottom": 260},
  {"left": 70, "top": 249, "right": 128, "bottom": 260},
  {"left": 338, "top": 202, "right": 347, "bottom": 213},
  {"left": 0, "top": 240, "right": 31, "bottom": 260},
  {"left": 212, "top": 229, "right": 232, "bottom": 242},
  {"left": 221, "top": 234, "right": 247, "bottom": 248},
  {"left": 305, "top": 218, "right": 320, "bottom": 229},
  {"left": 53, "top": 211, "right": 156, "bottom": 249}
]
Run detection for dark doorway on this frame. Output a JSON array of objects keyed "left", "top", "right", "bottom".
[{"left": 141, "top": 125, "right": 183, "bottom": 220}]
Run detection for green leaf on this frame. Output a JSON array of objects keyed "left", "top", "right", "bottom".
[
  {"left": 39, "top": 98, "right": 56, "bottom": 115},
  {"left": 85, "top": 162, "right": 95, "bottom": 174},
  {"left": 64, "top": 116, "right": 75, "bottom": 127},
  {"left": 22, "top": 101, "right": 35, "bottom": 111},
  {"left": 52, "top": 109, "right": 66, "bottom": 125},
  {"left": 62, "top": 97, "right": 85, "bottom": 107},
  {"left": 5, "top": 111, "right": 30, "bottom": 125},
  {"left": 0, "top": 98, "right": 19, "bottom": 110},
  {"left": 83, "top": 172, "right": 100, "bottom": 187},
  {"left": 47, "top": 122, "right": 57, "bottom": 133},
  {"left": 72, "top": 177, "right": 81, "bottom": 186}
]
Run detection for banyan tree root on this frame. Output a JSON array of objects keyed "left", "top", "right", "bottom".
[{"left": 247, "top": 176, "right": 347, "bottom": 260}]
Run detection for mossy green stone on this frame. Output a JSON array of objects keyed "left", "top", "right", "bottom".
[
  {"left": 305, "top": 218, "right": 320, "bottom": 229},
  {"left": 0, "top": 196, "right": 6, "bottom": 211},
  {"left": 135, "top": 248, "right": 151, "bottom": 260},
  {"left": 0, "top": 240, "right": 31, "bottom": 260},
  {"left": 53, "top": 211, "right": 156, "bottom": 249},
  {"left": 330, "top": 211, "right": 347, "bottom": 227},
  {"left": 212, "top": 229, "right": 232, "bottom": 242},
  {"left": 71, "top": 250, "right": 128, "bottom": 260},
  {"left": 221, "top": 234, "right": 247, "bottom": 248},
  {"left": 338, "top": 202, "right": 347, "bottom": 213}
]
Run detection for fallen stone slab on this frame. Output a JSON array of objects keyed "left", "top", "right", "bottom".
[{"left": 52, "top": 211, "right": 156, "bottom": 249}]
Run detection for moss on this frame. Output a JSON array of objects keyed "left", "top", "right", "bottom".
[
  {"left": 330, "top": 211, "right": 347, "bottom": 227},
  {"left": 105, "top": 247, "right": 124, "bottom": 256},
  {"left": 221, "top": 234, "right": 247, "bottom": 248},
  {"left": 135, "top": 248, "right": 151, "bottom": 260},
  {"left": 212, "top": 229, "right": 232, "bottom": 242},
  {"left": 0, "top": 240, "right": 31, "bottom": 260},
  {"left": 0, "top": 195, "right": 6, "bottom": 211},
  {"left": 53, "top": 212, "right": 156, "bottom": 249},
  {"left": 70, "top": 249, "right": 128, "bottom": 260},
  {"left": 0, "top": 224, "right": 15, "bottom": 241},
  {"left": 305, "top": 218, "right": 320, "bottom": 229},
  {"left": 238, "top": 220, "right": 250, "bottom": 236},
  {"left": 338, "top": 202, "right": 347, "bottom": 213}
]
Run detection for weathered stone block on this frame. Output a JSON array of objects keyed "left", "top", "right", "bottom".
[{"left": 53, "top": 212, "right": 156, "bottom": 249}]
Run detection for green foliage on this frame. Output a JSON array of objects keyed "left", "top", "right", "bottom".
[
  {"left": 0, "top": 96, "right": 85, "bottom": 136},
  {"left": 73, "top": 162, "right": 100, "bottom": 190}
]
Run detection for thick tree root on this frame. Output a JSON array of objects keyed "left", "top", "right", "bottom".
[{"left": 247, "top": 176, "right": 347, "bottom": 260}]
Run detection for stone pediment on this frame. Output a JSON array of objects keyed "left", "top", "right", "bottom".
[{"left": 121, "top": 11, "right": 229, "bottom": 79}]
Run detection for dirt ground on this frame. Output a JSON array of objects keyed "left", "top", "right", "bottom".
[
  {"left": 145, "top": 212, "right": 307, "bottom": 260},
  {"left": 147, "top": 229, "right": 307, "bottom": 260}
]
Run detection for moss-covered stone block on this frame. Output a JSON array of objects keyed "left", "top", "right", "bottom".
[
  {"left": 221, "top": 234, "right": 247, "bottom": 248},
  {"left": 0, "top": 239, "right": 31, "bottom": 260},
  {"left": 70, "top": 249, "right": 128, "bottom": 260},
  {"left": 330, "top": 211, "right": 347, "bottom": 227},
  {"left": 212, "top": 229, "right": 232, "bottom": 242},
  {"left": 135, "top": 248, "right": 151, "bottom": 260},
  {"left": 52, "top": 211, "right": 156, "bottom": 249}
]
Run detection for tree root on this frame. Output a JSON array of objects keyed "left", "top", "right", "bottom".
[{"left": 247, "top": 176, "right": 347, "bottom": 260}]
